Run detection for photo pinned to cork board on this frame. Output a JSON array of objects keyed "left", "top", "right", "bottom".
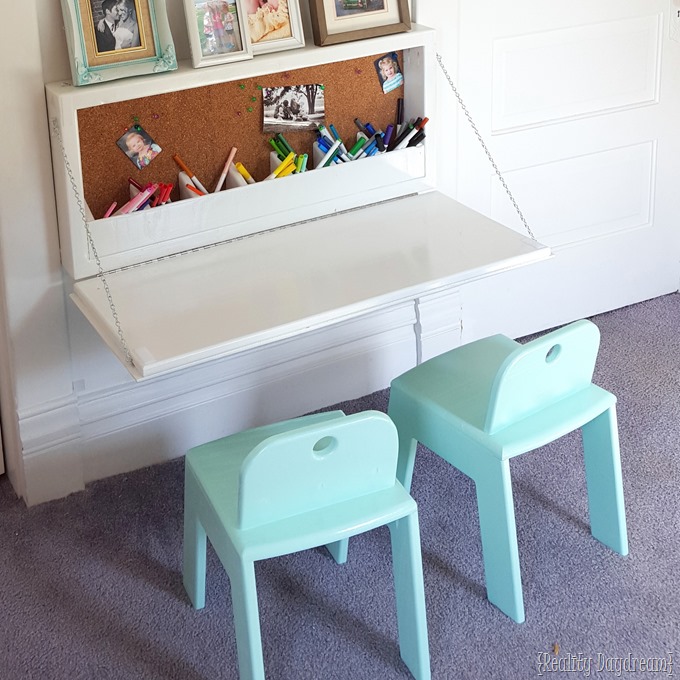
[
  {"left": 309, "top": 0, "right": 410, "bottom": 47},
  {"left": 245, "top": 0, "right": 305, "bottom": 55},
  {"left": 375, "top": 52, "right": 403, "bottom": 94},
  {"left": 184, "top": 0, "right": 252, "bottom": 68},
  {"left": 262, "top": 85, "right": 326, "bottom": 133},
  {"left": 59, "top": 0, "right": 177, "bottom": 86}
]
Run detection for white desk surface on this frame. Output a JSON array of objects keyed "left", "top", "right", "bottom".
[{"left": 72, "top": 191, "right": 550, "bottom": 380}]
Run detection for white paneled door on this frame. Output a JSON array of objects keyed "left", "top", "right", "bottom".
[{"left": 437, "top": 1, "right": 680, "bottom": 339}]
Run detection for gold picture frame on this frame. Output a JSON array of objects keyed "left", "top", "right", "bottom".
[{"left": 309, "top": 0, "right": 410, "bottom": 47}]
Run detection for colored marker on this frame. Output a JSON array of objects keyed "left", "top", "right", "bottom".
[
  {"left": 264, "top": 152, "right": 296, "bottom": 180},
  {"left": 407, "top": 130, "right": 426, "bottom": 147},
  {"left": 214, "top": 146, "right": 238, "bottom": 192},
  {"left": 103, "top": 201, "right": 117, "bottom": 218},
  {"left": 114, "top": 183, "right": 158, "bottom": 215},
  {"left": 185, "top": 183, "right": 205, "bottom": 197},
  {"left": 160, "top": 183, "right": 173, "bottom": 204},
  {"left": 172, "top": 155, "right": 208, "bottom": 194},
  {"left": 395, "top": 118, "right": 429, "bottom": 150},
  {"left": 235, "top": 162, "right": 256, "bottom": 184},
  {"left": 276, "top": 133, "right": 294, "bottom": 155},
  {"left": 318, "top": 139, "right": 342, "bottom": 167},
  {"left": 269, "top": 138, "right": 287, "bottom": 160},
  {"left": 388, "top": 122, "right": 415, "bottom": 152},
  {"left": 299, "top": 154, "right": 308, "bottom": 173},
  {"left": 128, "top": 177, "right": 143, "bottom": 191},
  {"left": 277, "top": 162, "right": 297, "bottom": 178},
  {"left": 383, "top": 124, "right": 394, "bottom": 148},
  {"left": 348, "top": 136, "right": 368, "bottom": 158}
]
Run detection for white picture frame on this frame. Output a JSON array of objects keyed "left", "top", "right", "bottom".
[
  {"left": 245, "top": 0, "right": 305, "bottom": 55},
  {"left": 59, "top": 0, "right": 177, "bottom": 86},
  {"left": 184, "top": 0, "right": 253, "bottom": 68}
]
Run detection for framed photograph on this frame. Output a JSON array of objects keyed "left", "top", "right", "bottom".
[
  {"left": 184, "top": 0, "right": 252, "bottom": 68},
  {"left": 309, "top": 0, "right": 410, "bottom": 47},
  {"left": 59, "top": 0, "right": 177, "bottom": 86},
  {"left": 244, "top": 0, "right": 305, "bottom": 55}
]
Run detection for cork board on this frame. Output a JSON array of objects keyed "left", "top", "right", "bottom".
[{"left": 78, "top": 52, "right": 405, "bottom": 219}]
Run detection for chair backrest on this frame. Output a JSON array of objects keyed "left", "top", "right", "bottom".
[
  {"left": 485, "top": 319, "right": 601, "bottom": 434},
  {"left": 238, "top": 411, "right": 399, "bottom": 530}
]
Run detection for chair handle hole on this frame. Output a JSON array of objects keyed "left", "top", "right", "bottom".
[
  {"left": 545, "top": 344, "right": 561, "bottom": 363},
  {"left": 313, "top": 436, "right": 337, "bottom": 457}
]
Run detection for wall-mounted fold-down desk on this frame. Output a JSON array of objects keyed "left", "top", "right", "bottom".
[
  {"left": 49, "top": 25, "right": 549, "bottom": 386},
  {"left": 71, "top": 191, "right": 550, "bottom": 381}
]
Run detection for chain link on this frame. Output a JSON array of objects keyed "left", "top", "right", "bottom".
[
  {"left": 50, "top": 118, "right": 134, "bottom": 367},
  {"left": 436, "top": 53, "right": 536, "bottom": 241}
]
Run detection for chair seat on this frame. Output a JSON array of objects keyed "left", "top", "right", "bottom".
[{"left": 393, "top": 378, "right": 616, "bottom": 460}]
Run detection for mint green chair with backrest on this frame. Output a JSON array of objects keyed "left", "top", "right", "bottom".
[
  {"left": 183, "top": 410, "right": 430, "bottom": 680},
  {"left": 387, "top": 319, "right": 628, "bottom": 623}
]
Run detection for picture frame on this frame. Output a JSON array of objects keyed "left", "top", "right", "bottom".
[
  {"left": 59, "top": 0, "right": 177, "bottom": 86},
  {"left": 183, "top": 0, "right": 253, "bottom": 68},
  {"left": 245, "top": 0, "right": 305, "bottom": 55},
  {"left": 309, "top": 0, "right": 411, "bottom": 47}
]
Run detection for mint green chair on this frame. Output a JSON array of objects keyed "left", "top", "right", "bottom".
[
  {"left": 387, "top": 319, "right": 628, "bottom": 623},
  {"left": 183, "top": 410, "right": 431, "bottom": 680}
]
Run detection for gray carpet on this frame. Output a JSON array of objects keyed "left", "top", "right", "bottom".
[{"left": 2, "top": 294, "right": 679, "bottom": 679}]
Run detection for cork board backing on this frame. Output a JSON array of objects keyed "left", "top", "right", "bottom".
[{"left": 78, "top": 52, "right": 405, "bottom": 219}]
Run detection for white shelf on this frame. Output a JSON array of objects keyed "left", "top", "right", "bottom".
[{"left": 46, "top": 25, "right": 435, "bottom": 106}]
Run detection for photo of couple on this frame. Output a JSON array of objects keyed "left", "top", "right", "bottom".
[{"left": 93, "top": 0, "right": 141, "bottom": 53}]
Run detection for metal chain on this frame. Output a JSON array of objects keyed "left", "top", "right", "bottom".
[
  {"left": 436, "top": 53, "right": 537, "bottom": 241},
  {"left": 50, "top": 118, "right": 134, "bottom": 366}
]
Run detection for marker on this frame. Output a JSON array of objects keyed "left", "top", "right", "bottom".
[
  {"left": 103, "top": 201, "right": 117, "bottom": 218},
  {"left": 295, "top": 155, "right": 305, "bottom": 173},
  {"left": 318, "top": 139, "right": 341, "bottom": 168},
  {"left": 395, "top": 118, "right": 429, "bottom": 150},
  {"left": 277, "top": 162, "right": 296, "bottom": 178},
  {"left": 388, "top": 122, "right": 415, "bottom": 151},
  {"left": 235, "top": 162, "right": 256, "bottom": 184},
  {"left": 395, "top": 98, "right": 404, "bottom": 133},
  {"left": 114, "top": 183, "right": 158, "bottom": 215},
  {"left": 160, "top": 183, "right": 173, "bottom": 204},
  {"left": 299, "top": 154, "right": 308, "bottom": 173},
  {"left": 269, "top": 138, "right": 287, "bottom": 160},
  {"left": 128, "top": 177, "right": 143, "bottom": 191},
  {"left": 264, "top": 152, "right": 296, "bottom": 180},
  {"left": 172, "top": 155, "right": 208, "bottom": 194},
  {"left": 383, "top": 124, "right": 394, "bottom": 148},
  {"left": 364, "top": 122, "right": 377, "bottom": 136},
  {"left": 214, "top": 146, "right": 238, "bottom": 192},
  {"left": 276, "top": 133, "right": 294, "bottom": 155},
  {"left": 185, "top": 183, "right": 205, "bottom": 197},
  {"left": 407, "top": 130, "right": 426, "bottom": 147},
  {"left": 348, "top": 136, "right": 368, "bottom": 158}
]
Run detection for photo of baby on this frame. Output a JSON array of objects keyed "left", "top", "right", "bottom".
[
  {"left": 375, "top": 52, "right": 403, "bottom": 94},
  {"left": 116, "top": 126, "right": 162, "bottom": 169}
]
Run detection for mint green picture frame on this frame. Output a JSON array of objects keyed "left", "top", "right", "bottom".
[{"left": 59, "top": 0, "right": 177, "bottom": 86}]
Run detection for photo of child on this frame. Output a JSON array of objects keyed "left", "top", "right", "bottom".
[
  {"left": 375, "top": 52, "right": 404, "bottom": 94},
  {"left": 116, "top": 126, "right": 162, "bottom": 170}
]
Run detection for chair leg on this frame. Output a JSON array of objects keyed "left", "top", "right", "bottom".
[
  {"left": 388, "top": 395, "right": 419, "bottom": 493},
  {"left": 389, "top": 511, "right": 431, "bottom": 680},
  {"left": 325, "top": 539, "right": 349, "bottom": 564},
  {"left": 582, "top": 406, "right": 629, "bottom": 555},
  {"left": 475, "top": 459, "right": 525, "bottom": 623},
  {"left": 230, "top": 561, "right": 266, "bottom": 680},
  {"left": 183, "top": 489, "right": 207, "bottom": 610}
]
